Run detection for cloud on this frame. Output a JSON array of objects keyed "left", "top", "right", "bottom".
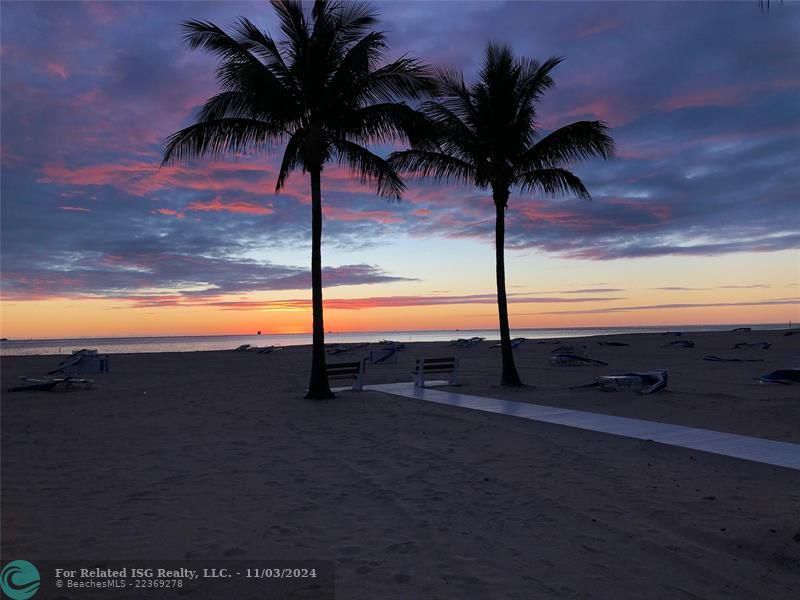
[
  {"left": 540, "top": 298, "right": 800, "bottom": 315},
  {"left": 124, "top": 292, "right": 624, "bottom": 311},
  {"left": 186, "top": 196, "right": 274, "bottom": 216},
  {"left": 1, "top": 254, "right": 413, "bottom": 302},
  {"left": 1, "top": 0, "right": 799, "bottom": 310}
]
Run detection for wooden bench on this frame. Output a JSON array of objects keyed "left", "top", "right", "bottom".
[
  {"left": 411, "top": 357, "right": 459, "bottom": 387},
  {"left": 326, "top": 360, "right": 366, "bottom": 391}
]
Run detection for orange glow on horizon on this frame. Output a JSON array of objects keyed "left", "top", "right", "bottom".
[{"left": 2, "top": 293, "right": 796, "bottom": 339}]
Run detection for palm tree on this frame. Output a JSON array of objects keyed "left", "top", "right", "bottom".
[
  {"left": 162, "top": 0, "right": 432, "bottom": 399},
  {"left": 390, "top": 44, "right": 614, "bottom": 386}
]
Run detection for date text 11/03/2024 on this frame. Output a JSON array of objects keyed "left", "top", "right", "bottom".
[{"left": 54, "top": 567, "right": 320, "bottom": 579}]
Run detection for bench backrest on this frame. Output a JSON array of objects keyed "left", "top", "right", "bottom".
[
  {"left": 326, "top": 361, "right": 364, "bottom": 379},
  {"left": 414, "top": 357, "right": 457, "bottom": 373}
]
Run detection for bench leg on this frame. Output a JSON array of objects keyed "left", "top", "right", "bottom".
[{"left": 449, "top": 360, "right": 459, "bottom": 385}]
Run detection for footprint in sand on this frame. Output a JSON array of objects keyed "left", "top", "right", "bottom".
[
  {"left": 385, "top": 540, "right": 417, "bottom": 554},
  {"left": 338, "top": 545, "right": 362, "bottom": 556},
  {"left": 391, "top": 571, "right": 411, "bottom": 584}
]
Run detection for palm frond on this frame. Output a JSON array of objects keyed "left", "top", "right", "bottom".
[
  {"left": 434, "top": 67, "right": 478, "bottom": 126},
  {"left": 182, "top": 20, "right": 259, "bottom": 64},
  {"left": 327, "top": 31, "right": 387, "bottom": 100},
  {"left": 162, "top": 118, "right": 283, "bottom": 166},
  {"left": 360, "top": 56, "right": 435, "bottom": 102},
  {"left": 333, "top": 140, "right": 405, "bottom": 200},
  {"left": 515, "top": 167, "right": 590, "bottom": 199},
  {"left": 343, "top": 102, "right": 430, "bottom": 145},
  {"left": 332, "top": 1, "right": 379, "bottom": 48},
  {"left": 516, "top": 56, "right": 562, "bottom": 107},
  {"left": 389, "top": 149, "right": 475, "bottom": 186},
  {"left": 214, "top": 59, "right": 296, "bottom": 118},
  {"left": 232, "top": 17, "right": 294, "bottom": 84},
  {"left": 196, "top": 91, "right": 260, "bottom": 121},
  {"left": 419, "top": 101, "right": 478, "bottom": 158},
  {"left": 271, "top": 0, "right": 308, "bottom": 50},
  {"left": 520, "top": 121, "right": 615, "bottom": 170},
  {"left": 480, "top": 43, "right": 516, "bottom": 87},
  {"left": 276, "top": 129, "right": 307, "bottom": 191}
]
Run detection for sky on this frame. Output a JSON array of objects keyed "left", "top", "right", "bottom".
[{"left": 1, "top": 0, "right": 798, "bottom": 338}]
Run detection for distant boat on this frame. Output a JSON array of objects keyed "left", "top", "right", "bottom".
[{"left": 257, "top": 331, "right": 261, "bottom": 335}]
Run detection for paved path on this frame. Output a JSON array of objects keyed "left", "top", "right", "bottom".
[{"left": 365, "top": 382, "right": 800, "bottom": 471}]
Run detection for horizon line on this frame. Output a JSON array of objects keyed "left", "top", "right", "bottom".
[{"left": 1, "top": 322, "right": 793, "bottom": 343}]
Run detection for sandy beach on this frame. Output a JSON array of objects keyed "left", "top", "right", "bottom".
[{"left": 2, "top": 330, "right": 799, "bottom": 599}]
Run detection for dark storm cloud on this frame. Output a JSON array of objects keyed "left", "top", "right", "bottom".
[{"left": 1, "top": 1, "right": 798, "bottom": 301}]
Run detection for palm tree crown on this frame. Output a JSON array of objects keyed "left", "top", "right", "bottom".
[
  {"left": 163, "top": 0, "right": 432, "bottom": 398},
  {"left": 391, "top": 44, "right": 613, "bottom": 202},
  {"left": 391, "top": 44, "right": 614, "bottom": 386},
  {"left": 163, "top": 0, "right": 431, "bottom": 195}
]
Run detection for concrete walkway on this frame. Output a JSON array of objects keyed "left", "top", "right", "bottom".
[{"left": 365, "top": 381, "right": 800, "bottom": 471}]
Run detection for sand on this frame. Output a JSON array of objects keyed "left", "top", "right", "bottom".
[{"left": 2, "top": 330, "right": 799, "bottom": 599}]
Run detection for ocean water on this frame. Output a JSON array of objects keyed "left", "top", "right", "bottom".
[{"left": 0, "top": 324, "right": 788, "bottom": 356}]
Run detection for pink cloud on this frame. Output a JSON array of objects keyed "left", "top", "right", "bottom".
[
  {"left": 154, "top": 208, "right": 185, "bottom": 219},
  {"left": 37, "top": 160, "right": 299, "bottom": 200},
  {"left": 322, "top": 206, "right": 403, "bottom": 224},
  {"left": 573, "top": 18, "right": 619, "bottom": 39},
  {"left": 58, "top": 206, "right": 91, "bottom": 212},
  {"left": 124, "top": 292, "right": 621, "bottom": 311},
  {"left": 186, "top": 196, "right": 274, "bottom": 215},
  {"left": 657, "top": 86, "right": 743, "bottom": 111},
  {"left": 658, "top": 79, "right": 800, "bottom": 113},
  {"left": 551, "top": 98, "right": 636, "bottom": 128},
  {"left": 44, "top": 61, "right": 69, "bottom": 79}
]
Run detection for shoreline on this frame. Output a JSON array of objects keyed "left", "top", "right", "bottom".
[{"left": 1, "top": 323, "right": 795, "bottom": 357}]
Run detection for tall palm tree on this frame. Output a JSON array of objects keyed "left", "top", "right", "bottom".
[
  {"left": 391, "top": 44, "right": 614, "bottom": 386},
  {"left": 162, "top": 0, "right": 432, "bottom": 399}
]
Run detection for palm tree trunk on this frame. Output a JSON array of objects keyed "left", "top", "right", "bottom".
[
  {"left": 306, "top": 166, "right": 334, "bottom": 399},
  {"left": 494, "top": 193, "right": 523, "bottom": 386}
]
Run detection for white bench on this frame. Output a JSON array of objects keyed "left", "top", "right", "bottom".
[
  {"left": 411, "top": 357, "right": 459, "bottom": 387},
  {"left": 327, "top": 360, "right": 366, "bottom": 391}
]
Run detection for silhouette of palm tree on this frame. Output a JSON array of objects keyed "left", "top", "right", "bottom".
[
  {"left": 391, "top": 44, "right": 614, "bottom": 386},
  {"left": 163, "top": 0, "right": 432, "bottom": 399}
]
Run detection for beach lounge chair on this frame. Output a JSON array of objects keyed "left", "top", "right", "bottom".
[
  {"left": 369, "top": 343, "right": 405, "bottom": 365},
  {"left": 411, "top": 357, "right": 459, "bottom": 387},
  {"left": 662, "top": 340, "right": 694, "bottom": 348},
  {"left": 326, "top": 360, "right": 366, "bottom": 391},
  {"left": 448, "top": 336, "right": 484, "bottom": 348},
  {"left": 758, "top": 369, "right": 800, "bottom": 384},
  {"left": 595, "top": 370, "right": 669, "bottom": 394},
  {"left": 49, "top": 349, "right": 110, "bottom": 375},
  {"left": 8, "top": 376, "right": 94, "bottom": 392},
  {"left": 703, "top": 355, "right": 764, "bottom": 363},
  {"left": 550, "top": 354, "right": 609, "bottom": 367},
  {"left": 328, "top": 342, "right": 369, "bottom": 355},
  {"left": 490, "top": 337, "right": 526, "bottom": 349}
]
